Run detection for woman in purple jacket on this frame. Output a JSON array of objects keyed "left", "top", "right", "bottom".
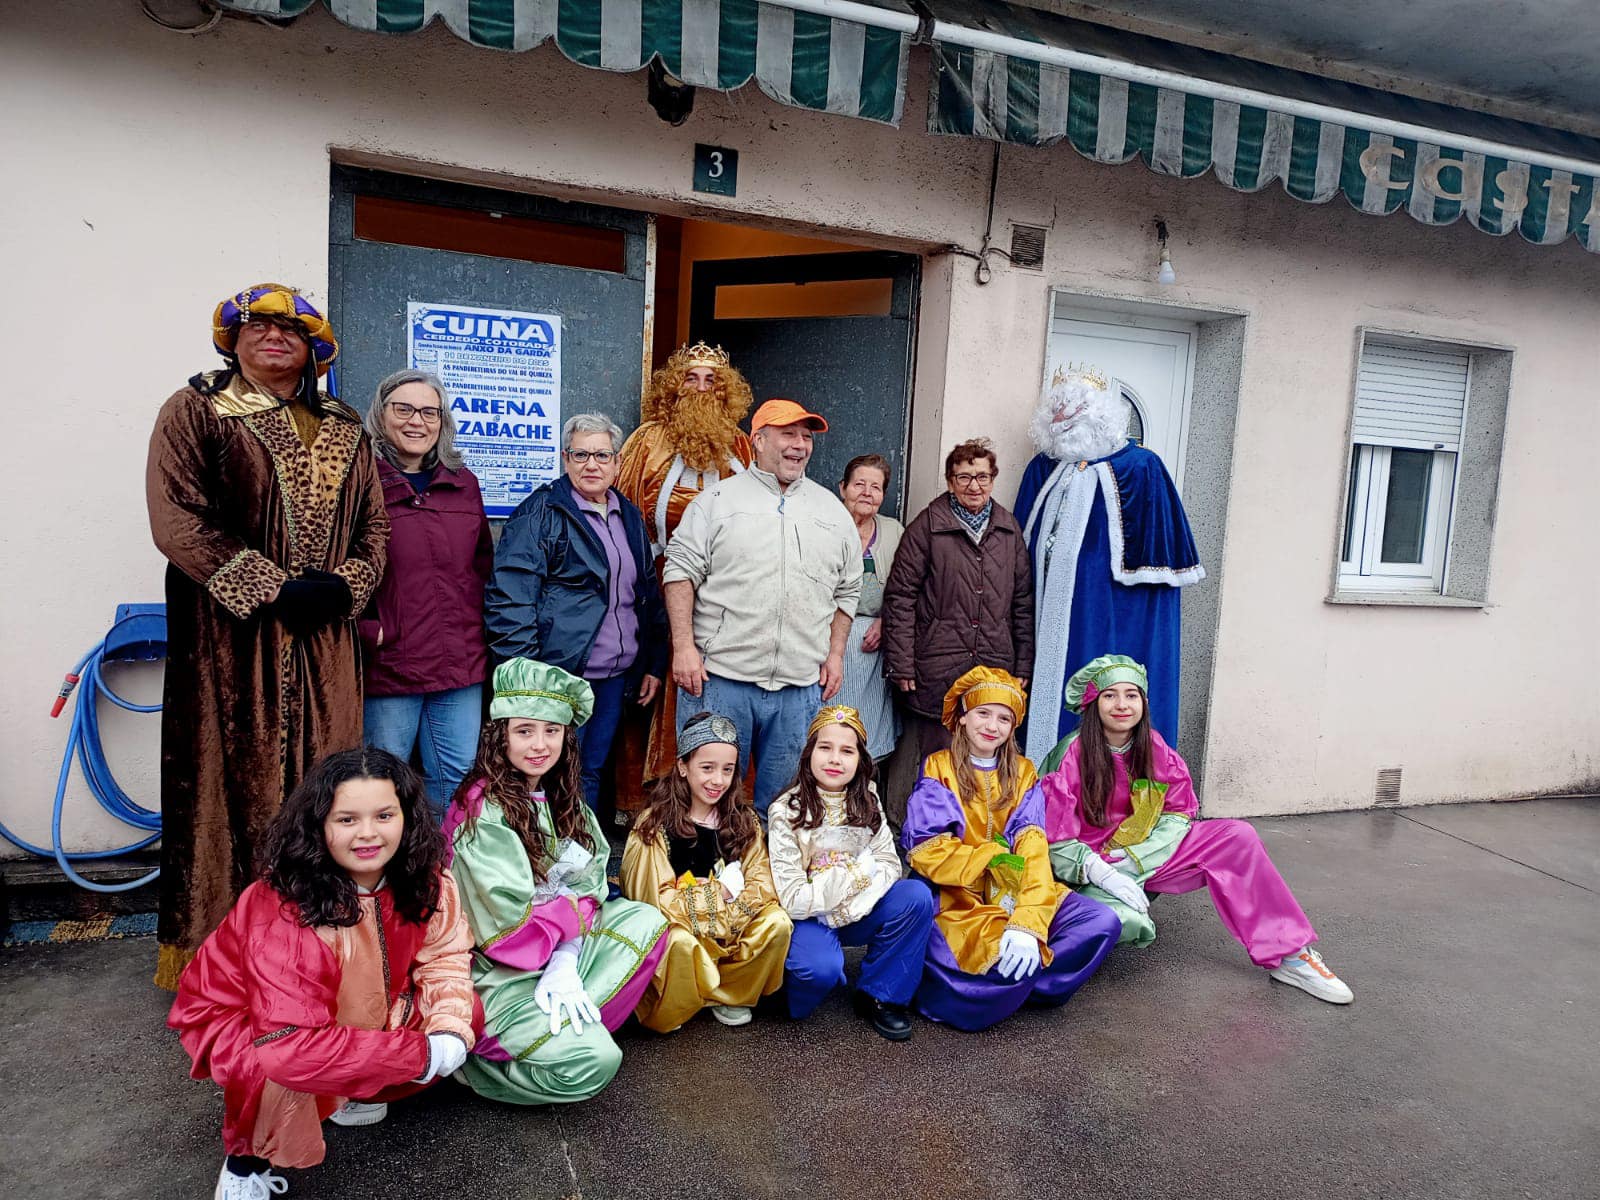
[{"left": 360, "top": 369, "right": 493, "bottom": 815}]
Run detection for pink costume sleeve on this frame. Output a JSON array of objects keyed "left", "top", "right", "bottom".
[
  {"left": 1041, "top": 740, "right": 1091, "bottom": 843},
  {"left": 1151, "top": 733, "right": 1200, "bottom": 817},
  {"left": 446, "top": 780, "right": 602, "bottom": 972}
]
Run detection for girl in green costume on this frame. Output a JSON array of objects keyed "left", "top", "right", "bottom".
[{"left": 443, "top": 658, "right": 669, "bottom": 1103}]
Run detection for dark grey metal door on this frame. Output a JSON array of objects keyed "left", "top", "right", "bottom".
[
  {"left": 689, "top": 251, "right": 918, "bottom": 520},
  {"left": 329, "top": 166, "right": 648, "bottom": 514}
]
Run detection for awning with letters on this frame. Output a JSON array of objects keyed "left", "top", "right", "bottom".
[
  {"left": 216, "top": 0, "right": 915, "bottom": 125},
  {"left": 926, "top": 0, "right": 1600, "bottom": 254}
]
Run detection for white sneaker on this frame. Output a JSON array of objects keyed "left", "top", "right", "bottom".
[
  {"left": 214, "top": 1164, "right": 289, "bottom": 1199},
  {"left": 1268, "top": 946, "right": 1354, "bottom": 1005},
  {"left": 327, "top": 1100, "right": 389, "bottom": 1126},
  {"left": 710, "top": 1004, "right": 753, "bottom": 1026}
]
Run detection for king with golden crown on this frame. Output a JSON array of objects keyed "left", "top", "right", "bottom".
[{"left": 614, "top": 340, "right": 756, "bottom": 803}]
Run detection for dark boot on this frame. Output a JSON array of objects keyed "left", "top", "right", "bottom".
[{"left": 853, "top": 989, "right": 913, "bottom": 1041}]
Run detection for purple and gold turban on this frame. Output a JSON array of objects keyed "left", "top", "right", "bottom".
[{"left": 212, "top": 283, "right": 339, "bottom": 375}]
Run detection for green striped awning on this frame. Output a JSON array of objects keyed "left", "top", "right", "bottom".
[
  {"left": 929, "top": 0, "right": 1600, "bottom": 254},
  {"left": 218, "top": 0, "right": 913, "bottom": 125}
]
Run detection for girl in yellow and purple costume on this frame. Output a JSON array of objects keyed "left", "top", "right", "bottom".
[{"left": 901, "top": 667, "right": 1121, "bottom": 1031}]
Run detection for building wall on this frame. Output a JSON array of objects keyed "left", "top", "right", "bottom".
[{"left": 3, "top": 2, "right": 1597, "bottom": 857}]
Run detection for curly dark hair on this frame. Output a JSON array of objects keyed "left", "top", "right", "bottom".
[
  {"left": 786, "top": 722, "right": 882, "bottom": 834},
  {"left": 633, "top": 713, "right": 760, "bottom": 862},
  {"left": 450, "top": 718, "right": 594, "bottom": 881},
  {"left": 257, "top": 746, "right": 445, "bottom": 928}
]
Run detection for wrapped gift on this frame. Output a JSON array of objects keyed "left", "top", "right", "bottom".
[{"left": 807, "top": 824, "right": 870, "bottom": 878}]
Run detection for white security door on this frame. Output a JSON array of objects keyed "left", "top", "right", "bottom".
[{"left": 1047, "top": 304, "right": 1198, "bottom": 490}]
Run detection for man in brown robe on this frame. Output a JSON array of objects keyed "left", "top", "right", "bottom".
[
  {"left": 146, "top": 283, "right": 388, "bottom": 989},
  {"left": 613, "top": 342, "right": 753, "bottom": 811}
]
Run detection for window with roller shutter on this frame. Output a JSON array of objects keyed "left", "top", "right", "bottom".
[{"left": 1338, "top": 337, "right": 1470, "bottom": 594}]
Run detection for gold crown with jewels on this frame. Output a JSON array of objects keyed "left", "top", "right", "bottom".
[
  {"left": 1050, "top": 361, "right": 1109, "bottom": 390},
  {"left": 681, "top": 341, "right": 731, "bottom": 370}
]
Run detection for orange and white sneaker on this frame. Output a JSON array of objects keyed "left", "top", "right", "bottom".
[{"left": 1268, "top": 946, "right": 1354, "bottom": 1004}]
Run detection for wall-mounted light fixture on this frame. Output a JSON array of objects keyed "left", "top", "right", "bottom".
[{"left": 1154, "top": 218, "right": 1176, "bottom": 285}]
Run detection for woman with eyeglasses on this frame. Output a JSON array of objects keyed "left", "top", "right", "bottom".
[
  {"left": 360, "top": 369, "right": 493, "bottom": 817},
  {"left": 485, "top": 414, "right": 669, "bottom": 814},
  {"left": 881, "top": 438, "right": 1035, "bottom": 811}
]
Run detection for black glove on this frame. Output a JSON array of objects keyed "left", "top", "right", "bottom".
[{"left": 273, "top": 568, "right": 352, "bottom": 634}]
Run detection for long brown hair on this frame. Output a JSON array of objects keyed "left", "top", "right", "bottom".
[
  {"left": 789, "top": 724, "right": 882, "bottom": 834},
  {"left": 1076, "top": 691, "right": 1154, "bottom": 827},
  {"left": 634, "top": 752, "right": 761, "bottom": 863},
  {"left": 452, "top": 718, "right": 593, "bottom": 881},
  {"left": 949, "top": 716, "right": 1022, "bottom": 808}
]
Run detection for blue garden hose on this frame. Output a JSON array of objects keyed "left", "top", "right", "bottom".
[{"left": 0, "top": 606, "right": 166, "bottom": 893}]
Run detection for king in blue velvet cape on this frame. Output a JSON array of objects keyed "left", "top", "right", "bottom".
[{"left": 1013, "top": 440, "right": 1203, "bottom": 757}]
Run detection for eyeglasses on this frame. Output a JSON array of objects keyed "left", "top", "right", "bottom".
[
  {"left": 953, "top": 472, "right": 994, "bottom": 487},
  {"left": 565, "top": 450, "right": 617, "bottom": 464},
  {"left": 388, "top": 401, "right": 443, "bottom": 424}
]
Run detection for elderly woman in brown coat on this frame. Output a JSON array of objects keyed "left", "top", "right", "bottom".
[{"left": 881, "top": 438, "right": 1034, "bottom": 799}]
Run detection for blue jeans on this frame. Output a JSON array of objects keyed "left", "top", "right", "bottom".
[
  {"left": 785, "top": 878, "right": 936, "bottom": 1017},
  {"left": 363, "top": 684, "right": 483, "bottom": 817},
  {"left": 676, "top": 675, "right": 820, "bottom": 817},
  {"left": 574, "top": 674, "right": 628, "bottom": 813}
]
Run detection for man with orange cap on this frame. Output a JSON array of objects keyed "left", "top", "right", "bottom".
[
  {"left": 662, "top": 398, "right": 862, "bottom": 817},
  {"left": 146, "top": 283, "right": 389, "bottom": 989}
]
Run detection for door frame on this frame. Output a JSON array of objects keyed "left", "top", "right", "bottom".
[
  {"left": 689, "top": 249, "right": 921, "bottom": 515},
  {"left": 328, "top": 164, "right": 652, "bottom": 411},
  {"left": 1048, "top": 299, "right": 1199, "bottom": 491}
]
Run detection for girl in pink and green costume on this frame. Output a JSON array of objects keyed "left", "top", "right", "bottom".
[
  {"left": 1039, "top": 655, "right": 1354, "bottom": 1004},
  {"left": 444, "top": 659, "right": 669, "bottom": 1104}
]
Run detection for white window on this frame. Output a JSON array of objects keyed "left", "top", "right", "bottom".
[{"left": 1338, "top": 339, "right": 1468, "bottom": 594}]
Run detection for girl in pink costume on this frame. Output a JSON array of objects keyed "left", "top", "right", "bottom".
[{"left": 1038, "top": 655, "right": 1353, "bottom": 1004}]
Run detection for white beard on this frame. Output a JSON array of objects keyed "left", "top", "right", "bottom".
[{"left": 1029, "top": 379, "right": 1130, "bottom": 463}]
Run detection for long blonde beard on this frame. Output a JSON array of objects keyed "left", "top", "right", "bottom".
[{"left": 665, "top": 386, "right": 741, "bottom": 472}]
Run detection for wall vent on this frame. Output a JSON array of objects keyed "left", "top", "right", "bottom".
[
  {"left": 1009, "top": 224, "right": 1047, "bottom": 270},
  {"left": 1374, "top": 767, "right": 1403, "bottom": 805}
]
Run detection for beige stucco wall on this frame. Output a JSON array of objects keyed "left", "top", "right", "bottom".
[{"left": 3, "top": 3, "right": 1596, "bottom": 857}]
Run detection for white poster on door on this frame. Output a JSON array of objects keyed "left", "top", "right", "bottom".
[{"left": 406, "top": 302, "right": 562, "bottom": 519}]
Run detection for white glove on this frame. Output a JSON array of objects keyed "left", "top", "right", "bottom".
[
  {"left": 417, "top": 1031, "right": 468, "bottom": 1083},
  {"left": 717, "top": 860, "right": 746, "bottom": 901},
  {"left": 1083, "top": 854, "right": 1150, "bottom": 913},
  {"left": 853, "top": 847, "right": 882, "bottom": 882},
  {"left": 996, "top": 928, "right": 1042, "bottom": 981},
  {"left": 545, "top": 840, "right": 595, "bottom": 888},
  {"left": 533, "top": 942, "right": 602, "bottom": 1036}
]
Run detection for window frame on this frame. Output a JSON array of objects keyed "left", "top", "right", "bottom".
[
  {"left": 1338, "top": 444, "right": 1458, "bottom": 593},
  {"left": 1334, "top": 336, "right": 1475, "bottom": 599}
]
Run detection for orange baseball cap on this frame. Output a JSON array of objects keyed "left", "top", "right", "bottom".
[{"left": 751, "top": 398, "right": 829, "bottom": 434}]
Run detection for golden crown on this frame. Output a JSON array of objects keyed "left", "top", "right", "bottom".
[
  {"left": 1050, "top": 361, "right": 1109, "bottom": 390},
  {"left": 680, "top": 341, "right": 731, "bottom": 370}
]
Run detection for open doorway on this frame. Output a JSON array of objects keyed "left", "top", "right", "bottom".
[
  {"left": 654, "top": 217, "right": 918, "bottom": 517},
  {"left": 330, "top": 167, "right": 919, "bottom": 518}
]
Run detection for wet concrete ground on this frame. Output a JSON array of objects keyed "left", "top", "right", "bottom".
[{"left": 4, "top": 799, "right": 1597, "bottom": 1200}]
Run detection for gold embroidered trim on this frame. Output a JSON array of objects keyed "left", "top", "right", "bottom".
[
  {"left": 252, "top": 1025, "right": 299, "bottom": 1048},
  {"left": 483, "top": 899, "right": 537, "bottom": 952}
]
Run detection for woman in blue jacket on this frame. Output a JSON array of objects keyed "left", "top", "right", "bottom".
[{"left": 485, "top": 413, "right": 669, "bottom": 813}]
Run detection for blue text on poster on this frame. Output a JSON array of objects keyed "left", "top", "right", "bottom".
[{"left": 406, "top": 302, "right": 562, "bottom": 518}]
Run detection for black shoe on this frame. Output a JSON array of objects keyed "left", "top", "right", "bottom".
[{"left": 853, "top": 990, "right": 914, "bottom": 1041}]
